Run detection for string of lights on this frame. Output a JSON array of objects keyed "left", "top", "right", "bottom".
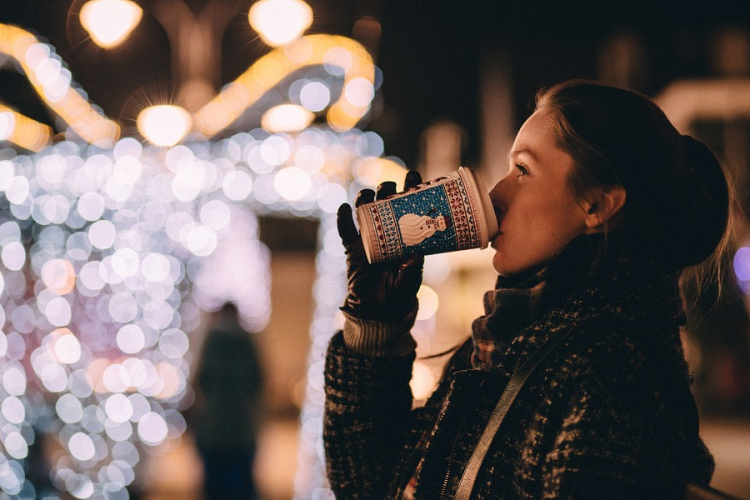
[
  {"left": 0, "top": 2, "right": 449, "bottom": 498},
  {"left": 0, "top": 125, "right": 409, "bottom": 499}
]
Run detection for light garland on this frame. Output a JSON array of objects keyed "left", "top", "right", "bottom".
[
  {"left": 0, "top": 123, "right": 407, "bottom": 498},
  {"left": 0, "top": 24, "right": 120, "bottom": 147},
  {"left": 0, "top": 25, "right": 375, "bottom": 151},
  {"left": 0, "top": 104, "right": 52, "bottom": 153},
  {"left": 0, "top": 12, "right": 418, "bottom": 500},
  {"left": 195, "top": 34, "right": 376, "bottom": 137}
]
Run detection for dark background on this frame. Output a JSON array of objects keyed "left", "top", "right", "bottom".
[
  {"left": 1, "top": 0, "right": 749, "bottom": 166},
  {"left": 3, "top": 3, "right": 750, "bottom": 498}
]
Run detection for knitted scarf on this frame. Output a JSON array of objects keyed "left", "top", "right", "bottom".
[
  {"left": 470, "top": 235, "right": 685, "bottom": 373},
  {"left": 470, "top": 270, "right": 548, "bottom": 370}
]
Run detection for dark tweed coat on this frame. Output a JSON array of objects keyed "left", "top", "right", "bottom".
[{"left": 324, "top": 250, "right": 715, "bottom": 499}]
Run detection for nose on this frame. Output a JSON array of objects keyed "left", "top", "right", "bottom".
[
  {"left": 489, "top": 176, "right": 509, "bottom": 209},
  {"left": 488, "top": 178, "right": 507, "bottom": 226}
]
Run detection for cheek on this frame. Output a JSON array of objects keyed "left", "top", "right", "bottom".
[
  {"left": 507, "top": 199, "right": 567, "bottom": 232},
  {"left": 530, "top": 204, "right": 585, "bottom": 248},
  {"left": 497, "top": 201, "right": 584, "bottom": 270}
]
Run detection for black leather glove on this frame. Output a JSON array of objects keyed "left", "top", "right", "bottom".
[{"left": 337, "top": 170, "right": 424, "bottom": 321}]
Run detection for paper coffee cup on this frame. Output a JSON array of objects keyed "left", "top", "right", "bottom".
[{"left": 356, "top": 167, "right": 499, "bottom": 263}]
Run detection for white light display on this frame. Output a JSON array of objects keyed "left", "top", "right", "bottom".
[
  {"left": 0, "top": 123, "right": 397, "bottom": 498},
  {"left": 0, "top": 14, "right": 417, "bottom": 500}
]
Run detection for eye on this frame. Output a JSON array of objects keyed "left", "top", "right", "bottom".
[{"left": 514, "top": 164, "right": 529, "bottom": 176}]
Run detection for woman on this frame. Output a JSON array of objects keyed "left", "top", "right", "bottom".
[{"left": 324, "top": 80, "right": 729, "bottom": 499}]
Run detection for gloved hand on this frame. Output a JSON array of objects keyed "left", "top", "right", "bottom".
[{"left": 337, "top": 170, "right": 424, "bottom": 321}]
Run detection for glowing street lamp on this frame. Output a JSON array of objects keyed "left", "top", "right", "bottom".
[
  {"left": 80, "top": 0, "right": 143, "bottom": 49},
  {"left": 249, "top": 0, "right": 313, "bottom": 47},
  {"left": 136, "top": 105, "right": 192, "bottom": 147}
]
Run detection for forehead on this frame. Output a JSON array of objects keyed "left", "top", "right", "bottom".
[
  {"left": 512, "top": 110, "right": 560, "bottom": 155},
  {"left": 511, "top": 110, "right": 576, "bottom": 183}
]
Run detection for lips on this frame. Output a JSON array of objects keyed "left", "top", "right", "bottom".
[
  {"left": 491, "top": 208, "right": 503, "bottom": 238},
  {"left": 490, "top": 230, "right": 503, "bottom": 249},
  {"left": 492, "top": 208, "right": 503, "bottom": 225}
]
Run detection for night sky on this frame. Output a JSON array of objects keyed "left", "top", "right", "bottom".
[{"left": 1, "top": 0, "right": 749, "bottom": 166}]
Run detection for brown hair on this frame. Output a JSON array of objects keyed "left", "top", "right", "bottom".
[{"left": 534, "top": 80, "right": 731, "bottom": 271}]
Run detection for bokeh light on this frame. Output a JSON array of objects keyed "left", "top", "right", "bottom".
[
  {"left": 248, "top": 0, "right": 313, "bottom": 47},
  {"left": 261, "top": 104, "right": 315, "bottom": 132},
  {"left": 299, "top": 80, "right": 331, "bottom": 112},
  {"left": 0, "top": 23, "right": 120, "bottom": 147},
  {"left": 0, "top": 110, "right": 13, "bottom": 140},
  {"left": 79, "top": 0, "right": 144, "bottom": 49},
  {"left": 410, "top": 361, "right": 438, "bottom": 401},
  {"left": 195, "top": 34, "right": 376, "bottom": 137},
  {"left": 416, "top": 285, "right": 439, "bottom": 321},
  {"left": 137, "top": 105, "right": 193, "bottom": 147},
  {"left": 0, "top": 12, "right": 395, "bottom": 498},
  {"left": 734, "top": 245, "right": 750, "bottom": 293},
  {"left": 0, "top": 103, "right": 52, "bottom": 152},
  {"left": 0, "top": 121, "right": 399, "bottom": 498}
]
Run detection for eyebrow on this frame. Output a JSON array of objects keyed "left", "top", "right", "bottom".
[{"left": 509, "top": 147, "right": 539, "bottom": 162}]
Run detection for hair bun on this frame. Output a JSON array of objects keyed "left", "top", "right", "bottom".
[{"left": 666, "top": 135, "right": 729, "bottom": 267}]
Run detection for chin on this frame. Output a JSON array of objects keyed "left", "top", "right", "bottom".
[
  {"left": 492, "top": 254, "right": 542, "bottom": 279},
  {"left": 491, "top": 254, "right": 507, "bottom": 276}
]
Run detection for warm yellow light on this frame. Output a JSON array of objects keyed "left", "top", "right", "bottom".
[
  {"left": 137, "top": 105, "right": 192, "bottom": 147},
  {"left": 0, "top": 23, "right": 120, "bottom": 145},
  {"left": 416, "top": 285, "right": 439, "bottom": 321},
  {"left": 0, "top": 110, "right": 14, "bottom": 141},
  {"left": 41, "top": 259, "right": 77, "bottom": 295},
  {"left": 87, "top": 358, "right": 111, "bottom": 394},
  {"left": 0, "top": 103, "right": 52, "bottom": 152},
  {"left": 156, "top": 362, "right": 181, "bottom": 399},
  {"left": 410, "top": 361, "right": 437, "bottom": 400},
  {"left": 354, "top": 157, "right": 407, "bottom": 188},
  {"left": 195, "top": 35, "right": 375, "bottom": 137},
  {"left": 261, "top": 104, "right": 314, "bottom": 132},
  {"left": 80, "top": 0, "right": 143, "bottom": 48},
  {"left": 249, "top": 0, "right": 313, "bottom": 47}
]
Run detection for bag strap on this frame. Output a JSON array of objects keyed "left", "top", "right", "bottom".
[{"left": 455, "top": 329, "right": 573, "bottom": 500}]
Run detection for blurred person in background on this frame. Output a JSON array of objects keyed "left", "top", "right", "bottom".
[
  {"left": 190, "top": 302, "right": 264, "bottom": 500},
  {"left": 325, "top": 80, "right": 731, "bottom": 499}
]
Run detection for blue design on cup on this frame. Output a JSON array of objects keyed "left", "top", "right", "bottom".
[
  {"left": 357, "top": 167, "right": 497, "bottom": 263},
  {"left": 390, "top": 185, "right": 457, "bottom": 255}
]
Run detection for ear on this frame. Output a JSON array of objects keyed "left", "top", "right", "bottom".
[{"left": 583, "top": 186, "right": 626, "bottom": 232}]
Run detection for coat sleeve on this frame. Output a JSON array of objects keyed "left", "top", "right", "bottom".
[{"left": 323, "top": 331, "right": 417, "bottom": 499}]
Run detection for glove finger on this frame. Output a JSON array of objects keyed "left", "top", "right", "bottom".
[
  {"left": 336, "top": 203, "right": 359, "bottom": 246},
  {"left": 376, "top": 181, "right": 397, "bottom": 200},
  {"left": 402, "top": 254, "right": 424, "bottom": 282},
  {"left": 404, "top": 170, "right": 423, "bottom": 191},
  {"left": 405, "top": 253, "right": 425, "bottom": 267},
  {"left": 355, "top": 188, "right": 376, "bottom": 207}
]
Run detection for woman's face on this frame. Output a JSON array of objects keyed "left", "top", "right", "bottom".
[{"left": 489, "top": 109, "right": 589, "bottom": 277}]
